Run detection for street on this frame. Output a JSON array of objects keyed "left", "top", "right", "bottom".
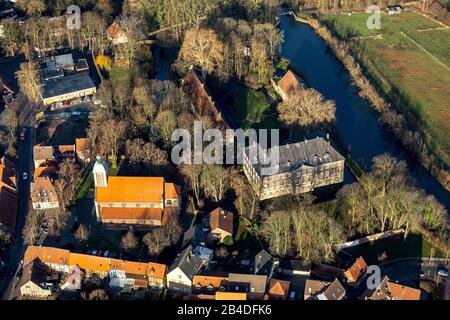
[{"left": 0, "top": 95, "right": 35, "bottom": 299}]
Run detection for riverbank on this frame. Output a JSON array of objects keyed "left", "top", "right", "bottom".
[{"left": 305, "top": 12, "right": 450, "bottom": 194}]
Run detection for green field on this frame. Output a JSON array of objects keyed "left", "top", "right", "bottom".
[
  {"left": 230, "top": 88, "right": 279, "bottom": 130},
  {"left": 322, "top": 11, "right": 450, "bottom": 166}
]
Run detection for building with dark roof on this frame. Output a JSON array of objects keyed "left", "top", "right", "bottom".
[
  {"left": 243, "top": 137, "right": 345, "bottom": 200},
  {"left": 228, "top": 273, "right": 267, "bottom": 300},
  {"left": 167, "top": 245, "right": 204, "bottom": 293},
  {"left": 251, "top": 249, "right": 278, "bottom": 279},
  {"left": 0, "top": 156, "right": 17, "bottom": 230},
  {"left": 41, "top": 73, "right": 96, "bottom": 106}
]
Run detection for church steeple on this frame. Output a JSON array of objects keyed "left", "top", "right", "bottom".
[{"left": 93, "top": 155, "right": 108, "bottom": 187}]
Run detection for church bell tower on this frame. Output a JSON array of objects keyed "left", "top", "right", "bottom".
[{"left": 93, "top": 155, "right": 108, "bottom": 187}]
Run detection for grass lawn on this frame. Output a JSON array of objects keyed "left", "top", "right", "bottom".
[
  {"left": 322, "top": 10, "right": 450, "bottom": 166},
  {"left": 343, "top": 233, "right": 444, "bottom": 265},
  {"left": 76, "top": 172, "right": 93, "bottom": 201},
  {"left": 231, "top": 88, "right": 274, "bottom": 129},
  {"left": 108, "top": 66, "right": 131, "bottom": 81}
]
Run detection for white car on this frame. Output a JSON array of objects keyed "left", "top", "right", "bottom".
[
  {"left": 437, "top": 270, "right": 448, "bottom": 277},
  {"left": 22, "top": 172, "right": 27, "bottom": 180}
]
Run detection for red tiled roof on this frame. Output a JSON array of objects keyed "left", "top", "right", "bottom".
[
  {"left": 96, "top": 176, "right": 165, "bottom": 203},
  {"left": 278, "top": 69, "right": 304, "bottom": 98},
  {"left": 344, "top": 256, "right": 368, "bottom": 283},
  {"left": 209, "top": 207, "right": 233, "bottom": 236},
  {"left": 100, "top": 207, "right": 163, "bottom": 222}
]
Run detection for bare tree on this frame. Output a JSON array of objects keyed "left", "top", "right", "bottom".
[
  {"left": 232, "top": 170, "right": 260, "bottom": 219},
  {"left": 260, "top": 211, "right": 292, "bottom": 256},
  {"left": 201, "top": 165, "right": 231, "bottom": 203},
  {"left": 16, "top": 62, "right": 42, "bottom": 107},
  {"left": 177, "top": 28, "right": 224, "bottom": 74},
  {"left": 121, "top": 230, "right": 139, "bottom": 251},
  {"left": 74, "top": 224, "right": 90, "bottom": 242},
  {"left": 277, "top": 88, "right": 336, "bottom": 130},
  {"left": 153, "top": 110, "right": 177, "bottom": 146},
  {"left": 59, "top": 159, "right": 81, "bottom": 206},
  {"left": 180, "top": 163, "right": 204, "bottom": 204},
  {"left": 0, "top": 19, "right": 24, "bottom": 56},
  {"left": 99, "top": 119, "right": 126, "bottom": 168},
  {"left": 45, "top": 209, "right": 70, "bottom": 237},
  {"left": 143, "top": 216, "right": 181, "bottom": 256}
]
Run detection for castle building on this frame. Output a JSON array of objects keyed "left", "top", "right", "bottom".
[
  {"left": 243, "top": 137, "right": 345, "bottom": 200},
  {"left": 93, "top": 157, "right": 181, "bottom": 229}
]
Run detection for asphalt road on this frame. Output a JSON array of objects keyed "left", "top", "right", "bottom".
[{"left": 0, "top": 96, "right": 35, "bottom": 300}]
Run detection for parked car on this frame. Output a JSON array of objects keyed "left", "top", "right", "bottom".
[
  {"left": 97, "top": 250, "right": 103, "bottom": 257},
  {"left": 437, "top": 269, "right": 448, "bottom": 277},
  {"left": 289, "top": 292, "right": 296, "bottom": 300},
  {"left": 20, "top": 128, "right": 26, "bottom": 141},
  {"left": 22, "top": 172, "right": 27, "bottom": 180},
  {"left": 104, "top": 251, "right": 110, "bottom": 258}
]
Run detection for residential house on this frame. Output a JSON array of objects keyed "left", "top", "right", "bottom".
[
  {"left": 54, "top": 144, "right": 76, "bottom": 162},
  {"left": 343, "top": 256, "right": 368, "bottom": 287},
  {"left": 304, "top": 279, "right": 331, "bottom": 300},
  {"left": 19, "top": 260, "right": 56, "bottom": 298},
  {"left": 75, "top": 138, "right": 92, "bottom": 164},
  {"left": 182, "top": 68, "right": 235, "bottom": 141},
  {"left": 31, "top": 176, "right": 60, "bottom": 210},
  {"left": 192, "top": 274, "right": 229, "bottom": 294},
  {"left": 192, "top": 246, "right": 214, "bottom": 267},
  {"left": 244, "top": 137, "right": 345, "bottom": 200},
  {"left": 0, "top": 156, "right": 17, "bottom": 230},
  {"left": 24, "top": 246, "right": 71, "bottom": 273},
  {"left": 228, "top": 273, "right": 267, "bottom": 300},
  {"left": 167, "top": 245, "right": 204, "bottom": 293},
  {"left": 33, "top": 145, "right": 55, "bottom": 169},
  {"left": 107, "top": 21, "right": 128, "bottom": 45},
  {"left": 316, "top": 279, "right": 346, "bottom": 300},
  {"left": 274, "top": 69, "right": 305, "bottom": 100},
  {"left": 362, "top": 276, "right": 421, "bottom": 300},
  {"left": 23, "top": 246, "right": 167, "bottom": 289},
  {"left": 60, "top": 266, "right": 85, "bottom": 292},
  {"left": 206, "top": 207, "right": 233, "bottom": 244},
  {"left": 267, "top": 279, "right": 290, "bottom": 300},
  {"left": 93, "top": 156, "right": 181, "bottom": 229},
  {"left": 251, "top": 249, "right": 278, "bottom": 279}
]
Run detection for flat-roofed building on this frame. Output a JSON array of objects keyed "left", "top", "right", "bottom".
[
  {"left": 243, "top": 137, "right": 345, "bottom": 200},
  {"left": 41, "top": 73, "right": 96, "bottom": 106}
]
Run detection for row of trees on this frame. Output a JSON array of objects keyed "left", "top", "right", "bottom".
[
  {"left": 260, "top": 196, "right": 345, "bottom": 262},
  {"left": 259, "top": 154, "right": 450, "bottom": 262},
  {"left": 175, "top": 20, "right": 283, "bottom": 85},
  {"left": 337, "top": 154, "right": 448, "bottom": 238}
]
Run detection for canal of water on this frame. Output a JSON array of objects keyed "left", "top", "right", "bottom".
[{"left": 278, "top": 15, "right": 450, "bottom": 211}]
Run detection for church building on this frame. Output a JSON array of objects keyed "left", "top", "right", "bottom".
[{"left": 93, "top": 156, "right": 181, "bottom": 230}]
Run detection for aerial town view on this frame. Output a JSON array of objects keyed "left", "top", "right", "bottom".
[{"left": 0, "top": 0, "right": 448, "bottom": 313}]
